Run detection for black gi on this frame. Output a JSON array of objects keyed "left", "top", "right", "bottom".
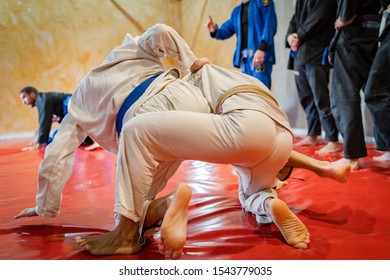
[
  {"left": 35, "top": 92, "right": 71, "bottom": 144},
  {"left": 331, "top": 0, "right": 381, "bottom": 159},
  {"left": 364, "top": 0, "right": 390, "bottom": 152},
  {"left": 286, "top": 0, "right": 339, "bottom": 142}
]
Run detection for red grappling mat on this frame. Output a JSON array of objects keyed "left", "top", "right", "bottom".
[{"left": 0, "top": 139, "right": 389, "bottom": 260}]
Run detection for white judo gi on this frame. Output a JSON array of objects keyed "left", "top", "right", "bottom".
[{"left": 35, "top": 24, "right": 209, "bottom": 218}]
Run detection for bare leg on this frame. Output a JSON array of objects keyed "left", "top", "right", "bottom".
[
  {"left": 294, "top": 136, "right": 322, "bottom": 146},
  {"left": 159, "top": 184, "right": 192, "bottom": 259},
  {"left": 287, "top": 150, "right": 351, "bottom": 182},
  {"left": 373, "top": 151, "right": 390, "bottom": 162},
  {"left": 75, "top": 215, "right": 141, "bottom": 255},
  {"left": 265, "top": 198, "right": 310, "bottom": 249},
  {"left": 334, "top": 157, "right": 361, "bottom": 171},
  {"left": 316, "top": 141, "right": 343, "bottom": 155}
]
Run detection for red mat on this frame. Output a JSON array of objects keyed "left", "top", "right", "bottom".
[{"left": 0, "top": 139, "right": 389, "bottom": 260}]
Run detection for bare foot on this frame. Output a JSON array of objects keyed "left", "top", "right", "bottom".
[
  {"left": 316, "top": 141, "right": 343, "bottom": 155},
  {"left": 266, "top": 198, "right": 310, "bottom": 249},
  {"left": 159, "top": 184, "right": 192, "bottom": 259},
  {"left": 294, "top": 136, "right": 322, "bottom": 147},
  {"left": 85, "top": 142, "right": 102, "bottom": 151},
  {"left": 334, "top": 157, "right": 360, "bottom": 171},
  {"left": 373, "top": 151, "right": 390, "bottom": 162},
  {"left": 75, "top": 215, "right": 141, "bottom": 255},
  {"left": 143, "top": 193, "right": 174, "bottom": 229},
  {"left": 316, "top": 160, "right": 351, "bottom": 183}
]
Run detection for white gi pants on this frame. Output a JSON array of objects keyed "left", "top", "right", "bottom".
[{"left": 115, "top": 83, "right": 292, "bottom": 226}]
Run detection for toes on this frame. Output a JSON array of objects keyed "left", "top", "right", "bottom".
[
  {"left": 171, "top": 250, "right": 182, "bottom": 260},
  {"left": 294, "top": 242, "right": 308, "bottom": 249},
  {"left": 75, "top": 236, "right": 84, "bottom": 245},
  {"left": 165, "top": 248, "right": 174, "bottom": 259}
]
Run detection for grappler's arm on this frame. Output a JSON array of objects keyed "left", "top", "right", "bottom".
[{"left": 15, "top": 114, "right": 88, "bottom": 219}]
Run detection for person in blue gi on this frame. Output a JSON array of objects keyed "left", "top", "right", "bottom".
[
  {"left": 331, "top": 0, "right": 381, "bottom": 170},
  {"left": 206, "top": 0, "right": 277, "bottom": 89},
  {"left": 364, "top": 0, "right": 390, "bottom": 162},
  {"left": 286, "top": 0, "right": 342, "bottom": 155}
]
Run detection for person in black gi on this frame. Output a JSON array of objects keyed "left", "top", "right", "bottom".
[
  {"left": 364, "top": 0, "right": 390, "bottom": 162},
  {"left": 331, "top": 0, "right": 382, "bottom": 170},
  {"left": 19, "top": 86, "right": 94, "bottom": 150},
  {"left": 286, "top": 0, "right": 342, "bottom": 155}
]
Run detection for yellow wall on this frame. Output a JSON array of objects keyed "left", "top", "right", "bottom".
[{"left": 0, "top": 0, "right": 183, "bottom": 136}]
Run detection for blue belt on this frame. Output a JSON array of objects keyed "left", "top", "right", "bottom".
[{"left": 116, "top": 74, "right": 160, "bottom": 137}]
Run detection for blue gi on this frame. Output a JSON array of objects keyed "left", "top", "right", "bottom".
[{"left": 211, "top": 0, "right": 277, "bottom": 89}]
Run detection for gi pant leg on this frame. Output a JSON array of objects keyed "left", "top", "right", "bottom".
[
  {"left": 294, "top": 64, "right": 322, "bottom": 137},
  {"left": 364, "top": 21, "right": 390, "bottom": 151},
  {"left": 331, "top": 24, "right": 379, "bottom": 159},
  {"left": 305, "top": 65, "right": 338, "bottom": 142}
]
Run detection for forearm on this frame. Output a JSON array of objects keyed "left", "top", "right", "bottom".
[{"left": 35, "top": 114, "right": 87, "bottom": 217}]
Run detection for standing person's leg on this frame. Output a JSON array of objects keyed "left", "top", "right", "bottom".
[
  {"left": 373, "top": 128, "right": 390, "bottom": 161},
  {"left": 364, "top": 26, "right": 390, "bottom": 161},
  {"left": 294, "top": 64, "right": 322, "bottom": 146},
  {"left": 306, "top": 65, "right": 342, "bottom": 154},
  {"left": 330, "top": 29, "right": 372, "bottom": 170}
]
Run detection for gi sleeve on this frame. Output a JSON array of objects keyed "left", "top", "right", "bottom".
[
  {"left": 214, "top": 11, "right": 237, "bottom": 40},
  {"left": 297, "top": 0, "right": 336, "bottom": 42},
  {"left": 36, "top": 94, "right": 54, "bottom": 144},
  {"left": 35, "top": 114, "right": 87, "bottom": 217},
  {"left": 286, "top": 10, "right": 298, "bottom": 48},
  {"left": 338, "top": 0, "right": 359, "bottom": 22},
  {"left": 257, "top": 0, "right": 277, "bottom": 52}
]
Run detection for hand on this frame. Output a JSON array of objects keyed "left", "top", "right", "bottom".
[
  {"left": 334, "top": 16, "right": 355, "bottom": 30},
  {"left": 52, "top": 114, "right": 60, "bottom": 122},
  {"left": 14, "top": 207, "right": 38, "bottom": 219},
  {"left": 206, "top": 15, "right": 216, "bottom": 32},
  {"left": 287, "top": 33, "right": 300, "bottom": 52},
  {"left": 252, "top": 50, "right": 265, "bottom": 67},
  {"left": 190, "top": 58, "right": 209, "bottom": 73},
  {"left": 21, "top": 143, "right": 42, "bottom": 151}
]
